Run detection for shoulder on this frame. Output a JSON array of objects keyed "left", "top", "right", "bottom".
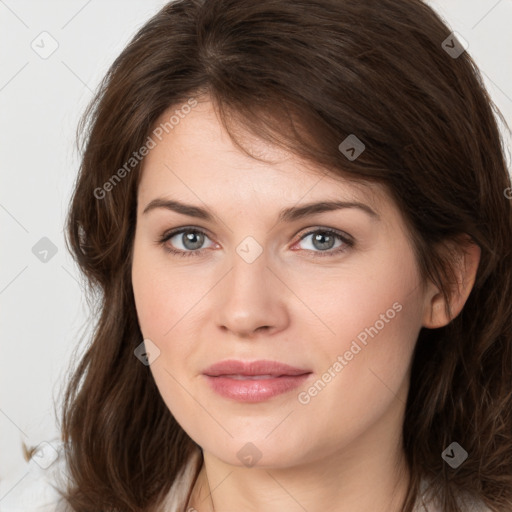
[
  {"left": 416, "top": 478, "right": 493, "bottom": 512},
  {"left": 454, "top": 493, "right": 492, "bottom": 512},
  {"left": 0, "top": 438, "right": 71, "bottom": 512},
  {"left": 0, "top": 441, "right": 202, "bottom": 512},
  {"left": 0, "top": 440, "right": 202, "bottom": 512}
]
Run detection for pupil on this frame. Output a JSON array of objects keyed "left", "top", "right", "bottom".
[
  {"left": 314, "top": 232, "right": 334, "bottom": 250},
  {"left": 184, "top": 231, "right": 203, "bottom": 250}
]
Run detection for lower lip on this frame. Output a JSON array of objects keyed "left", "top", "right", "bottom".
[{"left": 204, "top": 374, "right": 312, "bottom": 402}]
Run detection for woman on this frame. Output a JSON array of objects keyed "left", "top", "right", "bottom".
[{"left": 9, "top": 0, "right": 512, "bottom": 510}]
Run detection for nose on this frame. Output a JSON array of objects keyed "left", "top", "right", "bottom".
[{"left": 213, "top": 248, "right": 289, "bottom": 338}]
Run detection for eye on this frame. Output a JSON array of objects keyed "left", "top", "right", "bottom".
[
  {"left": 158, "top": 227, "right": 216, "bottom": 257},
  {"left": 157, "top": 226, "right": 354, "bottom": 258},
  {"left": 292, "top": 228, "right": 354, "bottom": 257}
]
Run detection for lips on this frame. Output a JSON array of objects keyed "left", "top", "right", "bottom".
[
  {"left": 202, "top": 360, "right": 313, "bottom": 402},
  {"left": 203, "top": 359, "right": 311, "bottom": 378}
]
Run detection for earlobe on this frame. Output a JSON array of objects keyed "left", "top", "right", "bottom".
[{"left": 422, "top": 236, "right": 481, "bottom": 329}]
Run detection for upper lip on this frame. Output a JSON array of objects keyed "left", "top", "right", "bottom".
[{"left": 203, "top": 359, "right": 311, "bottom": 377}]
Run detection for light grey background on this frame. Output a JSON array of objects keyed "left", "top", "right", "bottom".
[{"left": 1, "top": 0, "right": 511, "bottom": 489}]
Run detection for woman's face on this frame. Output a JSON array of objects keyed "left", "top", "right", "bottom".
[{"left": 131, "top": 99, "right": 435, "bottom": 468}]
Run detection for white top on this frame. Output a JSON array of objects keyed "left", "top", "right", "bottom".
[{"left": 0, "top": 439, "right": 491, "bottom": 512}]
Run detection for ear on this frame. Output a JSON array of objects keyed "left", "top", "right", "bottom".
[{"left": 422, "top": 235, "right": 481, "bottom": 329}]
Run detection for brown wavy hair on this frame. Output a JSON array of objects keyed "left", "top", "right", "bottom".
[{"left": 43, "top": 0, "right": 512, "bottom": 510}]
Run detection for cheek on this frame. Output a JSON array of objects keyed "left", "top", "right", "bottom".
[
  {"left": 131, "top": 250, "right": 198, "bottom": 421},
  {"left": 132, "top": 242, "right": 187, "bottom": 339},
  {"left": 132, "top": 269, "right": 165, "bottom": 339},
  {"left": 290, "top": 294, "right": 422, "bottom": 460},
  {"left": 302, "top": 247, "right": 422, "bottom": 357},
  {"left": 297, "top": 252, "right": 423, "bottom": 425},
  {"left": 131, "top": 244, "right": 213, "bottom": 391}
]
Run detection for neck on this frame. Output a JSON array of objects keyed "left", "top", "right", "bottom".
[{"left": 187, "top": 409, "right": 410, "bottom": 512}]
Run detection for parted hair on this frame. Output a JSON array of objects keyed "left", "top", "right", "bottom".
[{"left": 43, "top": 0, "right": 512, "bottom": 510}]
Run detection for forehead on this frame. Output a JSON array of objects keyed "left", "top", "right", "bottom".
[{"left": 137, "top": 100, "right": 387, "bottom": 215}]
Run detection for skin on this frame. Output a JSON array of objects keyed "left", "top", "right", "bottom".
[{"left": 131, "top": 98, "right": 480, "bottom": 512}]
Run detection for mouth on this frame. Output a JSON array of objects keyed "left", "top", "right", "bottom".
[
  {"left": 203, "top": 359, "right": 311, "bottom": 377},
  {"left": 217, "top": 374, "right": 288, "bottom": 380},
  {"left": 202, "top": 360, "right": 313, "bottom": 402}
]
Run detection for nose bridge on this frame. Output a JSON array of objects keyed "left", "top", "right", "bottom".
[
  {"left": 227, "top": 236, "right": 271, "bottom": 300},
  {"left": 214, "top": 235, "right": 287, "bottom": 335}
]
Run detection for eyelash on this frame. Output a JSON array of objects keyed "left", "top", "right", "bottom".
[{"left": 157, "top": 226, "right": 354, "bottom": 259}]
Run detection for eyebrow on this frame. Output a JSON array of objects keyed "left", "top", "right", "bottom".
[{"left": 142, "top": 198, "right": 380, "bottom": 222}]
